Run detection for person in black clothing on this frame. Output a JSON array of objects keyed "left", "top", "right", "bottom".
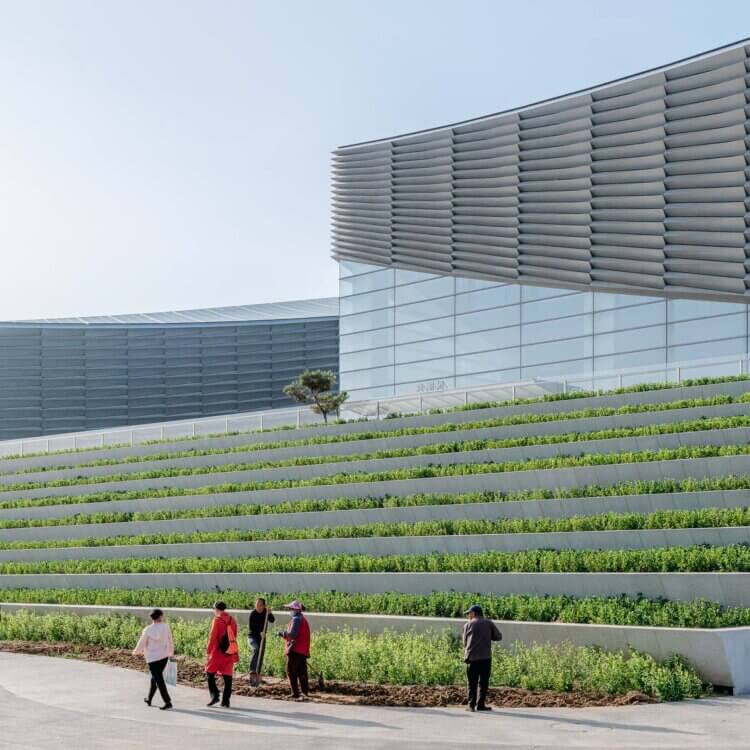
[
  {"left": 462, "top": 604, "right": 502, "bottom": 712},
  {"left": 248, "top": 597, "right": 275, "bottom": 686}
]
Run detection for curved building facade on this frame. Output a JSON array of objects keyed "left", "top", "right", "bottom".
[
  {"left": 333, "top": 40, "right": 750, "bottom": 401},
  {"left": 0, "top": 299, "right": 339, "bottom": 439}
]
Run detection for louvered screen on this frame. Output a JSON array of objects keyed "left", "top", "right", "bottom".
[{"left": 332, "top": 42, "right": 750, "bottom": 305}]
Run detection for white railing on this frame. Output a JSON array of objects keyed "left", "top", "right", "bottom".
[{"left": 0, "top": 353, "right": 747, "bottom": 459}]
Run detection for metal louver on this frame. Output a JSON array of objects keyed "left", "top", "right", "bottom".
[{"left": 331, "top": 40, "right": 750, "bottom": 305}]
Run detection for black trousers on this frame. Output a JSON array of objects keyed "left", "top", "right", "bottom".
[
  {"left": 466, "top": 658, "right": 492, "bottom": 709},
  {"left": 286, "top": 652, "right": 309, "bottom": 698},
  {"left": 147, "top": 657, "right": 172, "bottom": 705},
  {"left": 207, "top": 672, "right": 233, "bottom": 705}
]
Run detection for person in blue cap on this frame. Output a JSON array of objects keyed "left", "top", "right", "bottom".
[{"left": 462, "top": 604, "right": 502, "bottom": 712}]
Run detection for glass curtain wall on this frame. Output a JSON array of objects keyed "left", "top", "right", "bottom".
[{"left": 339, "top": 260, "right": 750, "bottom": 402}]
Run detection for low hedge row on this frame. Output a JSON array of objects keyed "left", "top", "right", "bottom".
[
  {"left": 2, "top": 475, "right": 748, "bottom": 530},
  {"left": 2, "top": 505, "right": 749, "bottom": 551},
  {"left": 4, "top": 442, "right": 750, "bottom": 513},
  {"left": 0, "top": 611, "right": 703, "bottom": 698},
  {"left": 3, "top": 543, "right": 750, "bottom": 574}
]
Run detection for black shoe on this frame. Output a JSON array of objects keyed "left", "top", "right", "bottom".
[
  {"left": 207, "top": 694, "right": 221, "bottom": 707},
  {"left": 160, "top": 704, "right": 173, "bottom": 711},
  {"left": 476, "top": 705, "right": 493, "bottom": 712},
  {"left": 144, "top": 698, "right": 152, "bottom": 707},
  {"left": 221, "top": 702, "right": 231, "bottom": 708}
]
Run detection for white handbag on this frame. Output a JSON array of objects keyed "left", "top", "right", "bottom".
[{"left": 165, "top": 658, "right": 178, "bottom": 687}]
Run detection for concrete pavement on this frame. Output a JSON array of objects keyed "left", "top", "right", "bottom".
[{"left": 0, "top": 652, "right": 747, "bottom": 749}]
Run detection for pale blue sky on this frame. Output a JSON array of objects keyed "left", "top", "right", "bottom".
[{"left": 1, "top": 1, "right": 749, "bottom": 319}]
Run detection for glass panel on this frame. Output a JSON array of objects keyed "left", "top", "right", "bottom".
[
  {"left": 347, "top": 384, "right": 395, "bottom": 401},
  {"left": 594, "top": 291, "right": 661, "bottom": 311},
  {"left": 595, "top": 348, "right": 667, "bottom": 372},
  {"left": 456, "top": 348, "right": 521, "bottom": 375},
  {"left": 395, "top": 337, "right": 454, "bottom": 364},
  {"left": 668, "top": 337, "right": 747, "bottom": 363},
  {"left": 668, "top": 313, "right": 747, "bottom": 347},
  {"left": 668, "top": 298, "right": 745, "bottom": 322},
  {"left": 395, "top": 316, "right": 454, "bottom": 345},
  {"left": 340, "top": 328, "right": 394, "bottom": 354},
  {"left": 594, "top": 326, "right": 666, "bottom": 356},
  {"left": 522, "top": 359, "right": 593, "bottom": 378},
  {"left": 522, "top": 337, "right": 594, "bottom": 367},
  {"left": 455, "top": 327, "right": 521, "bottom": 355},
  {"left": 395, "top": 357, "right": 455, "bottom": 383},
  {"left": 339, "top": 268, "right": 394, "bottom": 296},
  {"left": 456, "top": 285, "right": 520, "bottom": 314},
  {"left": 455, "top": 369, "right": 521, "bottom": 387},
  {"left": 340, "top": 347, "right": 395, "bottom": 372},
  {"left": 594, "top": 301, "right": 665, "bottom": 334},
  {"left": 340, "top": 365, "right": 394, "bottom": 390},
  {"left": 395, "top": 276, "right": 455, "bottom": 305},
  {"left": 521, "top": 285, "right": 576, "bottom": 302},
  {"left": 522, "top": 293, "right": 593, "bottom": 323},
  {"left": 340, "top": 307, "right": 394, "bottom": 335},
  {"left": 395, "top": 377, "right": 455, "bottom": 395},
  {"left": 395, "top": 268, "right": 438, "bottom": 285},
  {"left": 523, "top": 314, "right": 593, "bottom": 345},
  {"left": 456, "top": 306, "right": 520, "bottom": 334},
  {"left": 395, "top": 296, "right": 454, "bottom": 324},
  {"left": 339, "top": 287, "right": 394, "bottom": 316},
  {"left": 456, "top": 276, "right": 503, "bottom": 293},
  {"left": 339, "top": 260, "right": 386, "bottom": 278}
]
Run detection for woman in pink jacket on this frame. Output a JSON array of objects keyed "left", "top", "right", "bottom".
[
  {"left": 205, "top": 601, "right": 240, "bottom": 708},
  {"left": 133, "top": 608, "right": 175, "bottom": 710}
]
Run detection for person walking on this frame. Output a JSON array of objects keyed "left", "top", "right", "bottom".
[
  {"left": 277, "top": 600, "right": 311, "bottom": 701},
  {"left": 248, "top": 597, "right": 275, "bottom": 686},
  {"left": 205, "top": 601, "right": 239, "bottom": 708},
  {"left": 133, "top": 608, "right": 175, "bottom": 711},
  {"left": 462, "top": 604, "right": 502, "bottom": 712}
]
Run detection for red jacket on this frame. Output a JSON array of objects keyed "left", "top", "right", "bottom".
[
  {"left": 205, "top": 612, "right": 239, "bottom": 675},
  {"left": 283, "top": 612, "right": 311, "bottom": 657}
]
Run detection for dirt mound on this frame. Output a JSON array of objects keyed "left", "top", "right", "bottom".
[{"left": 0, "top": 640, "right": 656, "bottom": 709}]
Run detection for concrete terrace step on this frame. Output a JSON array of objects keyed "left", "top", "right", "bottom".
[
  {"left": 2, "top": 425, "right": 749, "bottom": 503},
  {"left": 1, "top": 452, "right": 749, "bottom": 524},
  {"left": 4, "top": 400, "right": 748, "bottom": 486},
  {"left": 1, "top": 570, "right": 750, "bottom": 606},
  {"left": 2, "top": 487, "right": 750, "bottom": 543},
  {"left": 1, "top": 602, "right": 745, "bottom": 691},
  {"left": 2, "top": 379, "right": 748, "bottom": 474},
  {"left": 1, "top": 525, "right": 749, "bottom": 563}
]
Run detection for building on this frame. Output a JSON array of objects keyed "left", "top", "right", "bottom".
[
  {"left": 0, "top": 299, "right": 338, "bottom": 439},
  {"left": 332, "top": 40, "right": 750, "bottom": 401}
]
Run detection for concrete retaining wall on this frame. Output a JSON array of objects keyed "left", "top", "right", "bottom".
[
  {"left": 2, "top": 602, "right": 747, "bottom": 691},
  {"left": 5, "top": 400, "right": 747, "bottom": 485},
  {"left": 2, "top": 572, "right": 750, "bottom": 607},
  {"left": 2, "top": 380, "right": 747, "bottom": 474},
  {"left": 2, "top": 452, "right": 749, "bottom": 524},
  {"left": 0, "top": 525, "right": 748, "bottom": 563},
  {"left": 2, "top": 424, "right": 749, "bottom": 504}
]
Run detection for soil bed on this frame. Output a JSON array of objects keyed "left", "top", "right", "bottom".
[{"left": 0, "top": 640, "right": 658, "bottom": 708}]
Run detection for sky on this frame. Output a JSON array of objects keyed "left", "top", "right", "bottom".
[{"left": 1, "top": 0, "right": 749, "bottom": 320}]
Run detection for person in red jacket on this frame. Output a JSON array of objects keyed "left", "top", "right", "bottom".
[
  {"left": 277, "top": 600, "right": 311, "bottom": 701},
  {"left": 205, "top": 601, "right": 240, "bottom": 708}
]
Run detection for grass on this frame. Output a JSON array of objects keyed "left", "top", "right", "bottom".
[
  {"left": 5, "top": 409, "right": 750, "bottom": 493},
  {"left": 2, "top": 474, "right": 750, "bottom": 530},
  {"left": 4, "top": 543, "right": 750, "bottom": 574},
  {"left": 2, "top": 588, "right": 750, "bottom": 628},
  {"left": 0, "top": 610, "right": 704, "bottom": 698},
  {"left": 2, "top": 505, "right": 750, "bottom": 551}
]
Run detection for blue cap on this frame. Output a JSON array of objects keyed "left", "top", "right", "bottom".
[{"left": 465, "top": 605, "right": 483, "bottom": 617}]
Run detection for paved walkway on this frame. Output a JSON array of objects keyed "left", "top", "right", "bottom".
[{"left": 0, "top": 653, "right": 748, "bottom": 749}]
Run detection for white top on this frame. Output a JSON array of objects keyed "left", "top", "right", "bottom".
[{"left": 133, "top": 622, "right": 175, "bottom": 663}]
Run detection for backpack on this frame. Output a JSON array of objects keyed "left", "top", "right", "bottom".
[{"left": 218, "top": 619, "right": 239, "bottom": 655}]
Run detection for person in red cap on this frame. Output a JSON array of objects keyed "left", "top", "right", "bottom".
[
  {"left": 205, "top": 601, "right": 240, "bottom": 708},
  {"left": 277, "top": 600, "right": 311, "bottom": 701}
]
